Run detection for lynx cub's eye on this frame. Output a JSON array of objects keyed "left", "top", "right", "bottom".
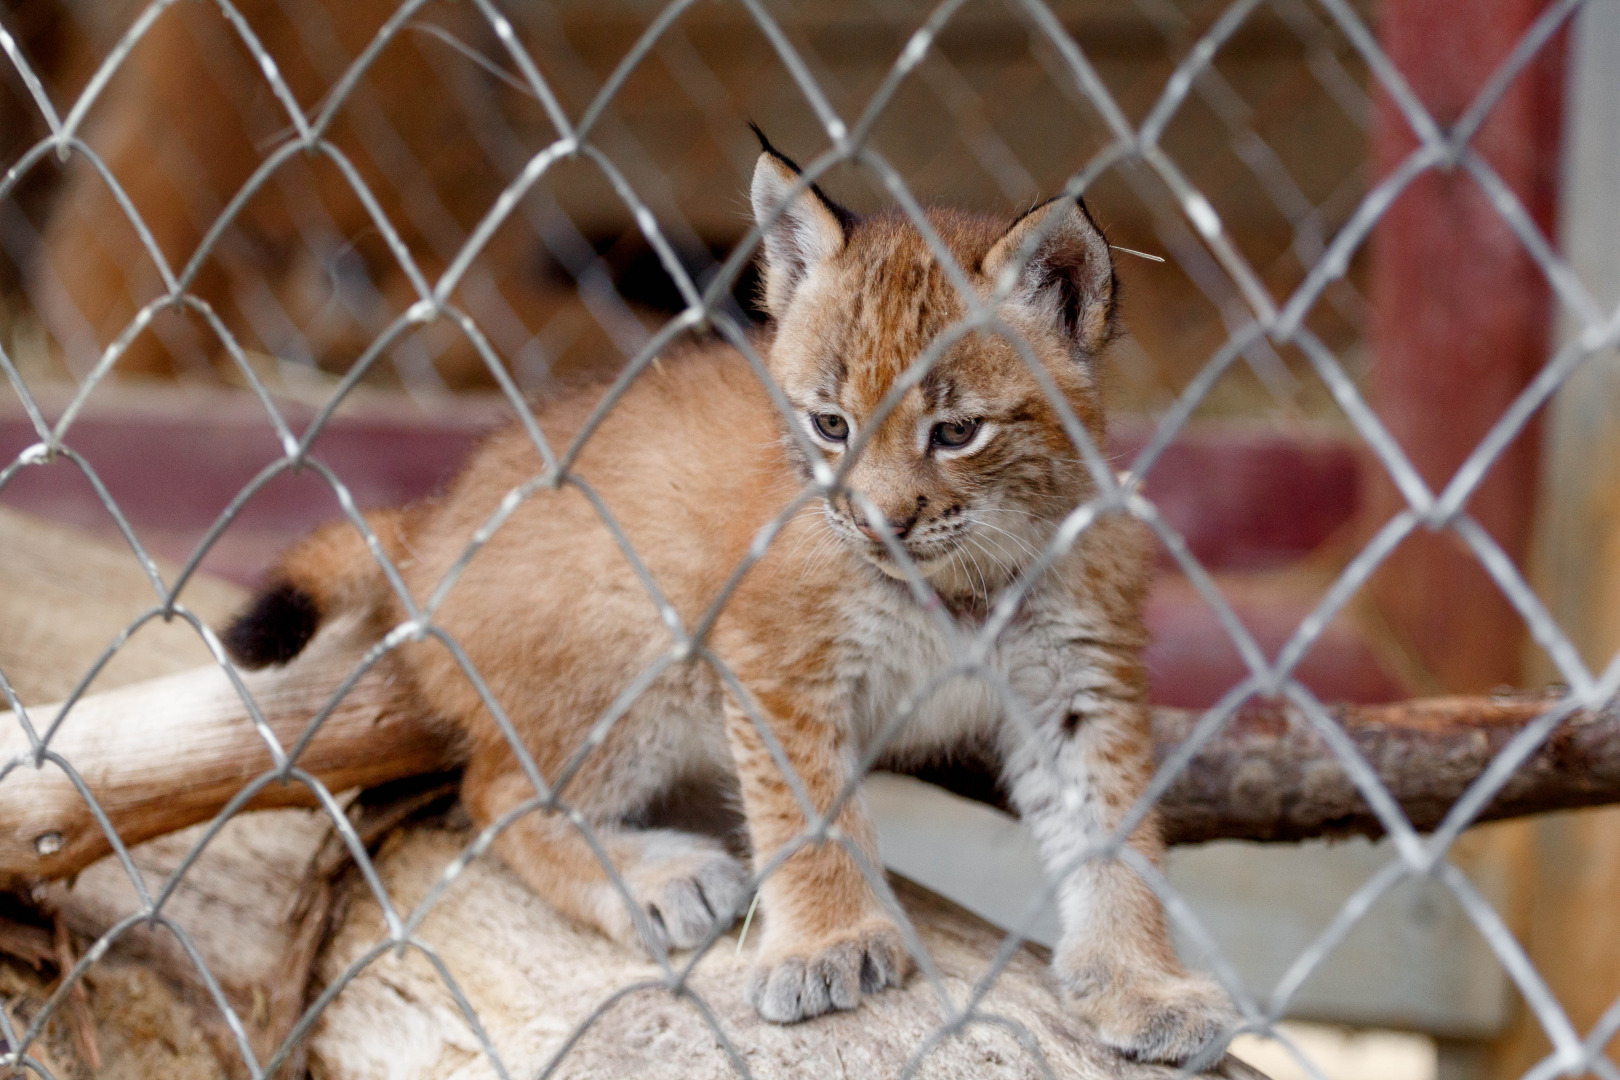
[
  {"left": 931, "top": 418, "right": 981, "bottom": 449},
  {"left": 812, "top": 413, "right": 850, "bottom": 442}
]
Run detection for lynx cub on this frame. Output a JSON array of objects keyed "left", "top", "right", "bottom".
[{"left": 224, "top": 135, "right": 1235, "bottom": 1063}]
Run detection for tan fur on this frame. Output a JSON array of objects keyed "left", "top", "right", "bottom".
[{"left": 234, "top": 149, "right": 1234, "bottom": 1062}]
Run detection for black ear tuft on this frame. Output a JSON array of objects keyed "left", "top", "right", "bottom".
[
  {"left": 746, "top": 123, "right": 858, "bottom": 232},
  {"left": 748, "top": 121, "right": 793, "bottom": 169},
  {"left": 223, "top": 581, "right": 322, "bottom": 669}
]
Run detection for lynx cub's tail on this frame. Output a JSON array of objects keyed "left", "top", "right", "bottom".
[{"left": 222, "top": 509, "right": 411, "bottom": 669}]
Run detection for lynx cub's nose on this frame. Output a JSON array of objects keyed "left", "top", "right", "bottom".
[{"left": 854, "top": 512, "right": 915, "bottom": 542}]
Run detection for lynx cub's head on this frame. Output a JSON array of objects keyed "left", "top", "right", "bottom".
[{"left": 750, "top": 138, "right": 1118, "bottom": 597}]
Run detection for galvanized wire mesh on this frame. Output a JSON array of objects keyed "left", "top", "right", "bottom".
[{"left": 0, "top": 0, "right": 1616, "bottom": 1078}]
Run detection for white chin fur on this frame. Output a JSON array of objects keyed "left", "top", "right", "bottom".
[{"left": 864, "top": 548, "right": 950, "bottom": 580}]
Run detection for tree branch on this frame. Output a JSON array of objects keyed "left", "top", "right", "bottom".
[
  {"left": 1154, "top": 692, "right": 1611, "bottom": 844},
  {"left": 3, "top": 621, "right": 1608, "bottom": 886}
]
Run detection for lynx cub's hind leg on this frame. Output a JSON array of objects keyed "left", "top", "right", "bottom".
[{"left": 463, "top": 761, "right": 749, "bottom": 955}]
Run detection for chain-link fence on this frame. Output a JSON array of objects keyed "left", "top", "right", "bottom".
[{"left": 0, "top": 0, "right": 1617, "bottom": 1077}]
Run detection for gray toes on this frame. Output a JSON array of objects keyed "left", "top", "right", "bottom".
[
  {"left": 695, "top": 854, "right": 750, "bottom": 922},
  {"left": 748, "top": 928, "right": 907, "bottom": 1024},
  {"left": 748, "top": 957, "right": 816, "bottom": 1023},
  {"left": 657, "top": 877, "right": 714, "bottom": 948},
  {"left": 642, "top": 851, "right": 749, "bottom": 951},
  {"left": 1100, "top": 979, "right": 1236, "bottom": 1065},
  {"left": 810, "top": 945, "right": 861, "bottom": 1011},
  {"left": 858, "top": 932, "right": 903, "bottom": 993}
]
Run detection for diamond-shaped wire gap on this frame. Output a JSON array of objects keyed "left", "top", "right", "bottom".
[
  {"left": 33, "top": 0, "right": 327, "bottom": 390},
  {"left": 441, "top": 85, "right": 663, "bottom": 370},
  {"left": 1278, "top": 682, "right": 1432, "bottom": 864},
  {"left": 34, "top": 142, "right": 434, "bottom": 447},
  {"left": 1095, "top": 0, "right": 1282, "bottom": 325},
  {"left": 0, "top": 447, "right": 173, "bottom": 614},
  {"left": 1251, "top": 831, "right": 1566, "bottom": 1065},
  {"left": 1452, "top": 148, "right": 1602, "bottom": 330},
  {"left": 2, "top": 162, "right": 149, "bottom": 383},
  {"left": 1259, "top": 850, "right": 1407, "bottom": 1018},
  {"left": 122, "top": 0, "right": 430, "bottom": 389},
  {"left": 2, "top": 136, "right": 185, "bottom": 354},
  {"left": 854, "top": 0, "right": 1047, "bottom": 205},
  {"left": 1269, "top": 3, "right": 1595, "bottom": 343},
  {"left": 13, "top": 748, "right": 157, "bottom": 907},
  {"left": 1446, "top": 516, "right": 1597, "bottom": 698},
  {"left": 1309, "top": 0, "right": 1443, "bottom": 153},
  {"left": 117, "top": 763, "right": 410, "bottom": 954},
  {"left": 1288, "top": 327, "right": 1434, "bottom": 518},
  {"left": 1314, "top": 0, "right": 1583, "bottom": 352}
]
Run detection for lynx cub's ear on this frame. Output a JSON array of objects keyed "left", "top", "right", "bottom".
[
  {"left": 749, "top": 129, "right": 852, "bottom": 318},
  {"left": 983, "top": 197, "right": 1117, "bottom": 358}
]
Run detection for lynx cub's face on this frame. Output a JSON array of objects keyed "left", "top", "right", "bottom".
[{"left": 750, "top": 145, "right": 1117, "bottom": 594}]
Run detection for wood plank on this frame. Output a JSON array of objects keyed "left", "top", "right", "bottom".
[{"left": 1492, "top": 2, "right": 1620, "bottom": 1074}]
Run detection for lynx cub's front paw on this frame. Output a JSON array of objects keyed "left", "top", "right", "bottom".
[
  {"left": 603, "top": 832, "right": 750, "bottom": 953},
  {"left": 746, "top": 920, "right": 909, "bottom": 1023},
  {"left": 1066, "top": 967, "right": 1236, "bottom": 1064}
]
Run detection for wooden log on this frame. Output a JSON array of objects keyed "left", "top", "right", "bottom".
[
  {"left": 304, "top": 825, "right": 1264, "bottom": 1080},
  {"left": 0, "top": 614, "right": 453, "bottom": 889}
]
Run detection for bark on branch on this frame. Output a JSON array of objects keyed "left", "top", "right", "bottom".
[{"left": 1154, "top": 691, "right": 1611, "bottom": 845}]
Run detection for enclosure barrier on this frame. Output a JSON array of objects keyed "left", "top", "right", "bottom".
[{"left": 0, "top": 0, "right": 1617, "bottom": 1078}]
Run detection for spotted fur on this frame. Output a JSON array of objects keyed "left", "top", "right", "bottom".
[{"left": 223, "top": 140, "right": 1235, "bottom": 1062}]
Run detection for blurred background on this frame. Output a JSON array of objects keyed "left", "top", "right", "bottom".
[{"left": 1, "top": 1, "right": 1617, "bottom": 1078}]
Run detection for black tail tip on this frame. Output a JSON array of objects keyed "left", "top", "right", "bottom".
[{"left": 223, "top": 582, "right": 321, "bottom": 669}]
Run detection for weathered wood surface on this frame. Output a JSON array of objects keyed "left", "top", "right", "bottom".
[{"left": 306, "top": 828, "right": 1262, "bottom": 1080}]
